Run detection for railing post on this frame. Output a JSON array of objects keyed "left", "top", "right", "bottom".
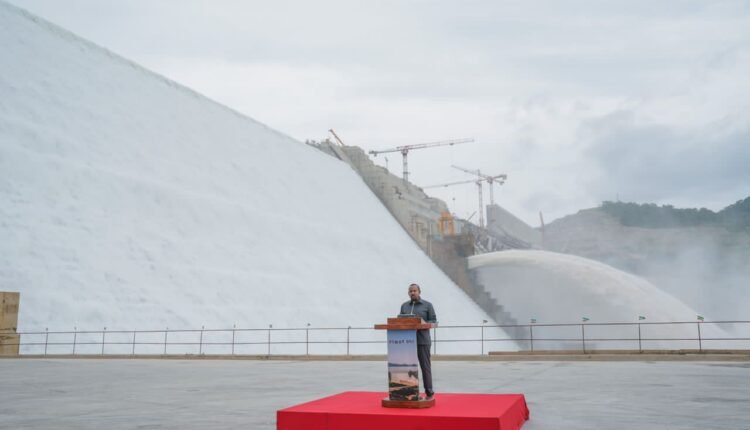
[
  {"left": 480, "top": 325, "right": 485, "bottom": 355},
  {"left": 529, "top": 325, "right": 534, "bottom": 352},
  {"left": 72, "top": 327, "right": 77, "bottom": 355},
  {"left": 306, "top": 323, "right": 311, "bottom": 356},
  {"left": 581, "top": 324, "right": 586, "bottom": 354},
  {"left": 697, "top": 322, "right": 703, "bottom": 352},
  {"left": 44, "top": 328, "right": 49, "bottom": 356},
  {"left": 638, "top": 323, "right": 642, "bottom": 352},
  {"left": 164, "top": 328, "right": 168, "bottom": 355},
  {"left": 101, "top": 327, "right": 106, "bottom": 355},
  {"left": 132, "top": 330, "right": 136, "bottom": 356},
  {"left": 199, "top": 326, "right": 204, "bottom": 355},
  {"left": 231, "top": 324, "right": 236, "bottom": 356},
  {"left": 346, "top": 326, "right": 351, "bottom": 356},
  {"left": 267, "top": 325, "right": 272, "bottom": 357}
]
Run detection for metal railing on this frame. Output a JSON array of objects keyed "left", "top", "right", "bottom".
[{"left": 8, "top": 320, "right": 750, "bottom": 356}]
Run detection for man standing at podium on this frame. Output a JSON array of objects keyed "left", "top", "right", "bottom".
[{"left": 400, "top": 283, "right": 437, "bottom": 400}]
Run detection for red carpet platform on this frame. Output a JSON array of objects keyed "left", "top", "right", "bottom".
[{"left": 277, "top": 391, "right": 529, "bottom": 430}]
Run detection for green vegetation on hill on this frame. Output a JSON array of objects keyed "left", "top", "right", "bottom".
[
  {"left": 600, "top": 197, "right": 750, "bottom": 230},
  {"left": 719, "top": 197, "right": 750, "bottom": 230}
]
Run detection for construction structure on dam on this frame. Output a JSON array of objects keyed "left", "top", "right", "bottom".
[
  {"left": 310, "top": 135, "right": 707, "bottom": 346},
  {"left": 310, "top": 136, "right": 543, "bottom": 333}
]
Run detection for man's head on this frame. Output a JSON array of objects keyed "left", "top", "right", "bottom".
[{"left": 408, "top": 283, "right": 421, "bottom": 301}]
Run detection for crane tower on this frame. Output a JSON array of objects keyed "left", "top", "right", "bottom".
[
  {"left": 368, "top": 138, "right": 473, "bottom": 183},
  {"left": 423, "top": 178, "right": 486, "bottom": 228},
  {"left": 451, "top": 165, "right": 507, "bottom": 205}
]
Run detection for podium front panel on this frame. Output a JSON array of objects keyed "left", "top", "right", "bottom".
[{"left": 386, "top": 329, "right": 419, "bottom": 401}]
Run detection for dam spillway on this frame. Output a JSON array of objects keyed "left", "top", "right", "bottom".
[{"left": 468, "top": 250, "right": 725, "bottom": 350}]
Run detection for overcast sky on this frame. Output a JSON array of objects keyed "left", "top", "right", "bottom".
[{"left": 9, "top": 0, "right": 750, "bottom": 224}]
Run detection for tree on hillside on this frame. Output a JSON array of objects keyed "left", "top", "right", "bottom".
[
  {"left": 718, "top": 197, "right": 750, "bottom": 231},
  {"left": 600, "top": 201, "right": 715, "bottom": 228},
  {"left": 600, "top": 199, "right": 750, "bottom": 230}
]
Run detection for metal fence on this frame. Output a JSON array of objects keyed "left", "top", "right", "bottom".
[{"left": 9, "top": 320, "right": 750, "bottom": 356}]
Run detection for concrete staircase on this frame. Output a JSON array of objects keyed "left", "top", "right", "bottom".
[{"left": 466, "top": 272, "right": 527, "bottom": 344}]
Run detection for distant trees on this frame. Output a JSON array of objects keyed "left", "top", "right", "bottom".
[
  {"left": 600, "top": 197, "right": 750, "bottom": 231},
  {"left": 718, "top": 197, "right": 750, "bottom": 230}
]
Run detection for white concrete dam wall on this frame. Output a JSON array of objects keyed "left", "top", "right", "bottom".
[{"left": 0, "top": 2, "right": 514, "bottom": 354}]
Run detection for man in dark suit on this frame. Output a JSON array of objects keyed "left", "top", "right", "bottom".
[{"left": 400, "top": 283, "right": 437, "bottom": 400}]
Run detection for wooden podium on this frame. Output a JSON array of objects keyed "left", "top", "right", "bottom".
[{"left": 374, "top": 317, "right": 436, "bottom": 408}]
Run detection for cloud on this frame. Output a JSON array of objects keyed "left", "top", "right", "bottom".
[
  {"left": 8, "top": 0, "right": 750, "bottom": 223},
  {"left": 583, "top": 111, "right": 750, "bottom": 208}
]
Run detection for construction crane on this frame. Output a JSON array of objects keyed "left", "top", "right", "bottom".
[
  {"left": 423, "top": 177, "right": 485, "bottom": 228},
  {"left": 328, "top": 129, "right": 345, "bottom": 146},
  {"left": 368, "top": 138, "right": 473, "bottom": 183},
  {"left": 451, "top": 165, "right": 507, "bottom": 205}
]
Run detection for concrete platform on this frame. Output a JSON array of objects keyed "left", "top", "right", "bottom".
[
  {"left": 278, "top": 392, "right": 529, "bottom": 430},
  {"left": 1, "top": 359, "right": 749, "bottom": 429}
]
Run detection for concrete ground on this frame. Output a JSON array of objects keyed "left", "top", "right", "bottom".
[{"left": 1, "top": 359, "right": 749, "bottom": 429}]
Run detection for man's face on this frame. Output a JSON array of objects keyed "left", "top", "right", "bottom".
[{"left": 408, "top": 285, "right": 420, "bottom": 301}]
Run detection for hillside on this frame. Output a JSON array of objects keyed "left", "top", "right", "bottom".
[
  {"left": 599, "top": 198, "right": 750, "bottom": 231},
  {"left": 0, "top": 1, "right": 507, "bottom": 352},
  {"left": 544, "top": 203, "right": 750, "bottom": 320}
]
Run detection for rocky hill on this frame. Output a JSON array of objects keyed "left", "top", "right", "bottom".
[
  {"left": 598, "top": 198, "right": 750, "bottom": 231},
  {"left": 543, "top": 200, "right": 750, "bottom": 320}
]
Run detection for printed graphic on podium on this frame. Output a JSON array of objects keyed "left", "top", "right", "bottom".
[{"left": 387, "top": 329, "right": 419, "bottom": 400}]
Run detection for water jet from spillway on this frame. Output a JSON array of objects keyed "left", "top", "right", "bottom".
[{"left": 469, "top": 250, "right": 728, "bottom": 350}]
